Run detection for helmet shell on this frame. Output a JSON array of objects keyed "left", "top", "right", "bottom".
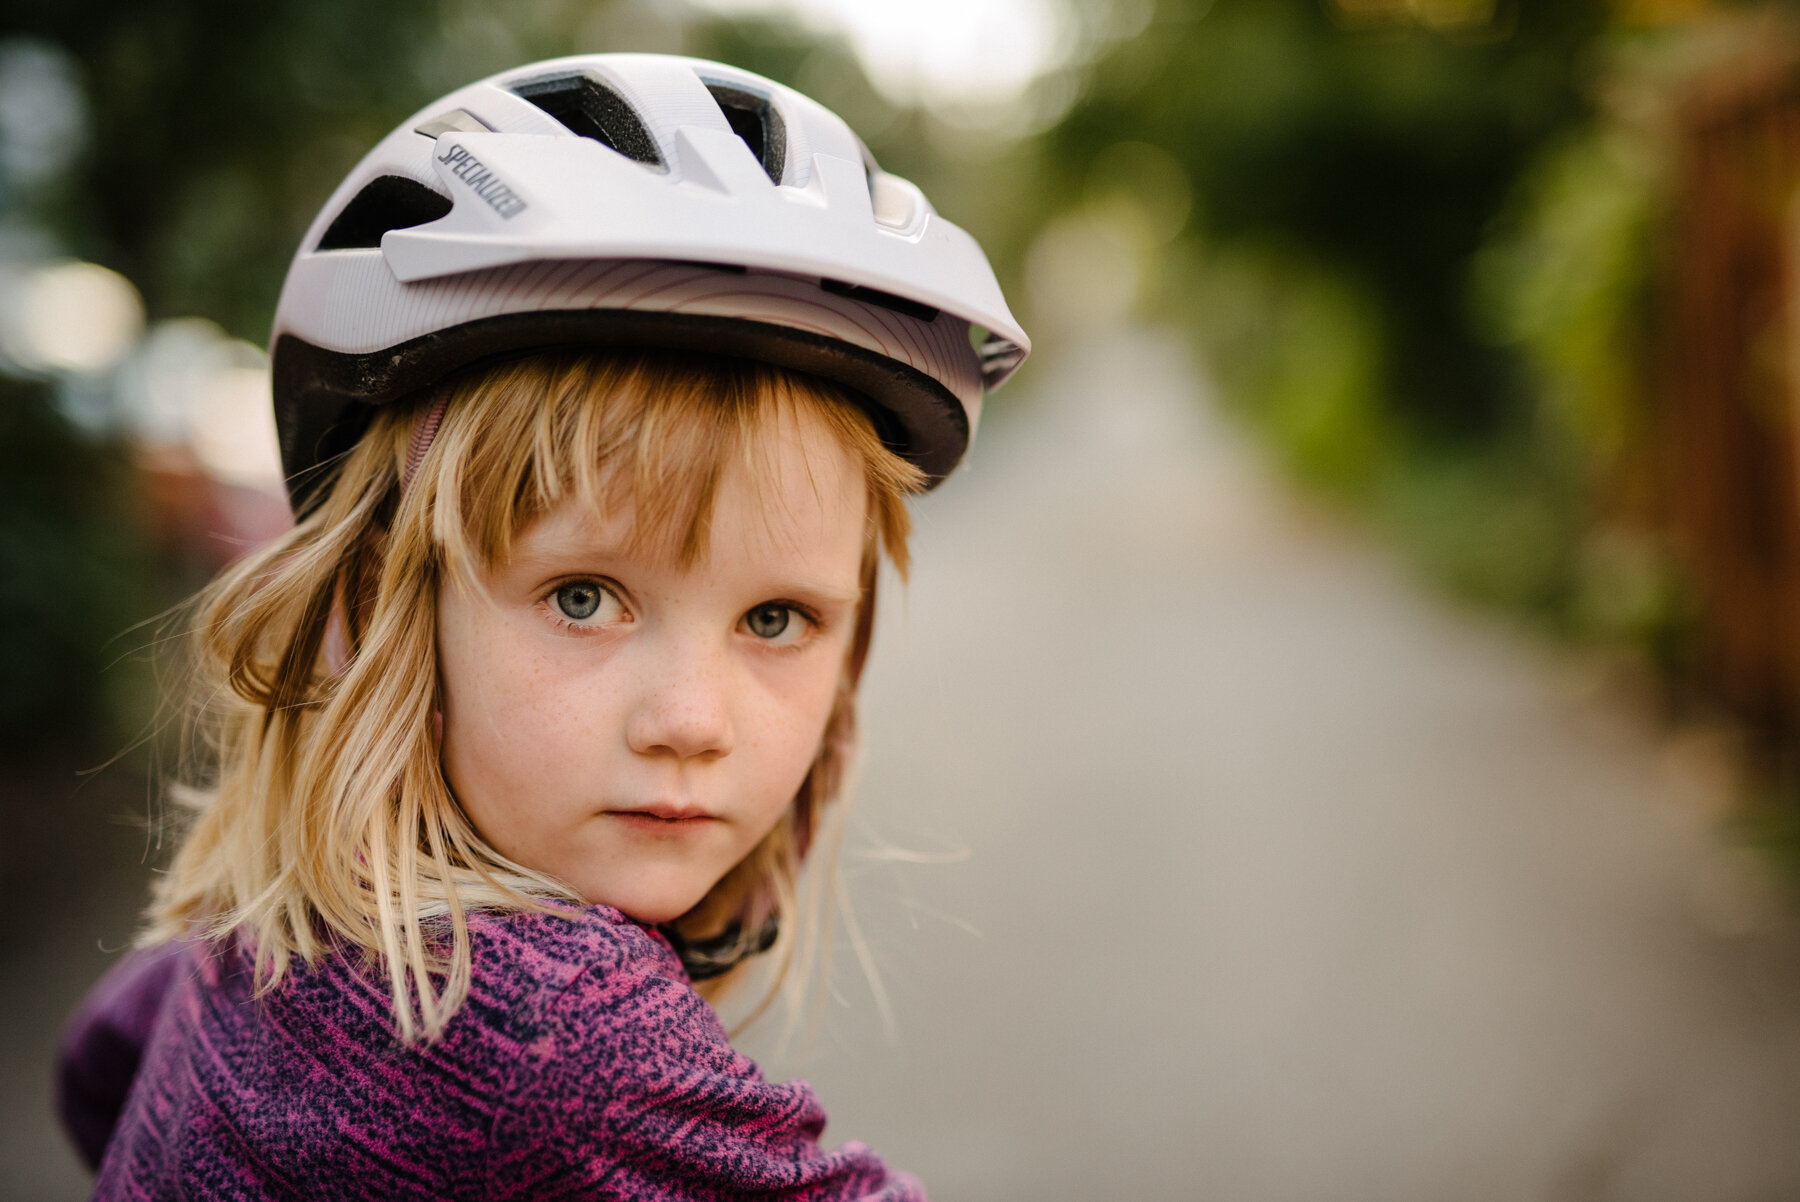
[{"left": 271, "top": 53, "right": 1029, "bottom": 511}]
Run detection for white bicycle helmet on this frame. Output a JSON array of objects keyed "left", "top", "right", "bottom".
[{"left": 271, "top": 52, "right": 1029, "bottom": 512}]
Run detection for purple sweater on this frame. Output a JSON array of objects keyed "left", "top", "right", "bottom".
[{"left": 57, "top": 903, "right": 923, "bottom": 1200}]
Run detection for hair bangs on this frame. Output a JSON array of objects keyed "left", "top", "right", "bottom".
[{"left": 418, "top": 350, "right": 920, "bottom": 587}]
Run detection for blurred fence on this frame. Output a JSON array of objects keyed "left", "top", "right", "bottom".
[{"left": 1656, "top": 21, "right": 1800, "bottom": 753}]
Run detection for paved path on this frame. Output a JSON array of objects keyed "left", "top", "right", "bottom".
[{"left": 738, "top": 327, "right": 1800, "bottom": 1201}]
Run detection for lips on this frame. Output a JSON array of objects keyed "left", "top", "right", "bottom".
[{"left": 606, "top": 803, "right": 716, "bottom": 823}]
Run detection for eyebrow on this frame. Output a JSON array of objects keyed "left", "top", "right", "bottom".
[
  {"left": 504, "top": 517, "right": 636, "bottom": 572},
  {"left": 506, "top": 539, "right": 625, "bottom": 571},
  {"left": 776, "top": 581, "right": 863, "bottom": 608},
  {"left": 504, "top": 538, "right": 863, "bottom": 608}
]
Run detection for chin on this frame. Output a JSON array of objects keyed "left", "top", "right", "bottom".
[{"left": 578, "top": 878, "right": 712, "bottom": 927}]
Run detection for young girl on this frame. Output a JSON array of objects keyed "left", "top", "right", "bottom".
[{"left": 56, "top": 53, "right": 1027, "bottom": 1198}]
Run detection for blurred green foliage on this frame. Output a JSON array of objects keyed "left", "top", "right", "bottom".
[
  {"left": 0, "top": 377, "right": 165, "bottom": 746},
  {"left": 2, "top": 0, "right": 447, "bottom": 339},
  {"left": 1038, "top": 0, "right": 1703, "bottom": 654},
  {"left": 1472, "top": 112, "right": 1697, "bottom": 657},
  {"left": 1054, "top": 0, "right": 1608, "bottom": 437},
  {"left": 1471, "top": 125, "right": 1661, "bottom": 470}
]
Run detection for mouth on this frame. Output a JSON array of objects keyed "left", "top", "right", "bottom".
[{"left": 605, "top": 804, "right": 719, "bottom": 829}]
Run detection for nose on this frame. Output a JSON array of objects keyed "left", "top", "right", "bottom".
[{"left": 625, "top": 636, "right": 734, "bottom": 761}]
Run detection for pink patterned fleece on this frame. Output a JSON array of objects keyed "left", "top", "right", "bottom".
[{"left": 60, "top": 903, "right": 923, "bottom": 1200}]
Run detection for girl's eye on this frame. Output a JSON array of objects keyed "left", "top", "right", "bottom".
[
  {"left": 744, "top": 602, "right": 800, "bottom": 643},
  {"left": 550, "top": 580, "right": 619, "bottom": 625}
]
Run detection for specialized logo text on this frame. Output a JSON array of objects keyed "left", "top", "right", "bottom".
[{"left": 436, "top": 145, "right": 527, "bottom": 219}]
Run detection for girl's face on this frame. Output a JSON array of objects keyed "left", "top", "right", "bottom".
[{"left": 436, "top": 405, "right": 867, "bottom": 925}]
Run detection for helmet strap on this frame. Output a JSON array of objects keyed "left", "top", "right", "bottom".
[{"left": 402, "top": 387, "right": 453, "bottom": 496}]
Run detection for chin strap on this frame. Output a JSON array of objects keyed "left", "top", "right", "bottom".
[{"left": 657, "top": 914, "right": 780, "bottom": 981}]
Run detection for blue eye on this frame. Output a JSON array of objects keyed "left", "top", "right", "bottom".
[
  {"left": 745, "top": 603, "right": 791, "bottom": 639},
  {"left": 555, "top": 581, "right": 603, "bottom": 620}
]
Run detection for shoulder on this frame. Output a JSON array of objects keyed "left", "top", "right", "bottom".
[
  {"left": 479, "top": 905, "right": 923, "bottom": 1200},
  {"left": 466, "top": 900, "right": 727, "bottom": 1082},
  {"left": 56, "top": 940, "right": 196, "bottom": 1170},
  {"left": 454, "top": 900, "right": 701, "bottom": 1081}
]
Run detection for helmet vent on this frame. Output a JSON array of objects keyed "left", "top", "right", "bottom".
[
  {"left": 705, "top": 83, "right": 786, "bottom": 184},
  {"left": 512, "top": 74, "right": 663, "bottom": 168},
  {"left": 316, "top": 175, "right": 453, "bottom": 251},
  {"left": 821, "top": 278, "right": 939, "bottom": 323}
]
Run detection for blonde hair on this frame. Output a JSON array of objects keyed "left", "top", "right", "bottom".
[{"left": 149, "top": 349, "right": 923, "bottom": 1042}]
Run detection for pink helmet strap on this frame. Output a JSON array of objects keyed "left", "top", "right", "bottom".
[
  {"left": 402, "top": 387, "right": 452, "bottom": 495},
  {"left": 397, "top": 386, "right": 453, "bottom": 751}
]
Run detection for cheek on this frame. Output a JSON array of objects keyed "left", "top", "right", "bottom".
[
  {"left": 753, "top": 657, "right": 848, "bottom": 780},
  {"left": 436, "top": 598, "right": 571, "bottom": 801}
]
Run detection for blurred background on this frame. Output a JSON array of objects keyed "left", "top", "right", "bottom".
[{"left": 9, "top": 0, "right": 1800, "bottom": 1197}]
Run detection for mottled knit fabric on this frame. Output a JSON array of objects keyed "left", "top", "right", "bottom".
[{"left": 59, "top": 904, "right": 923, "bottom": 1200}]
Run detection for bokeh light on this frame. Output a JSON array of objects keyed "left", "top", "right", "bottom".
[
  {"left": 690, "top": 0, "right": 1072, "bottom": 111},
  {"left": 114, "top": 318, "right": 283, "bottom": 489},
  {"left": 0, "top": 259, "right": 143, "bottom": 375},
  {"left": 0, "top": 38, "right": 84, "bottom": 192}
]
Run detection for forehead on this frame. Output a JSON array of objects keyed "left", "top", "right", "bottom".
[{"left": 523, "top": 398, "right": 868, "bottom": 575}]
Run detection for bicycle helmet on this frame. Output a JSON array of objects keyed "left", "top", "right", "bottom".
[{"left": 271, "top": 52, "right": 1029, "bottom": 513}]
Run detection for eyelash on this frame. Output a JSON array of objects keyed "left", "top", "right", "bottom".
[{"left": 538, "top": 579, "right": 823, "bottom": 645}]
